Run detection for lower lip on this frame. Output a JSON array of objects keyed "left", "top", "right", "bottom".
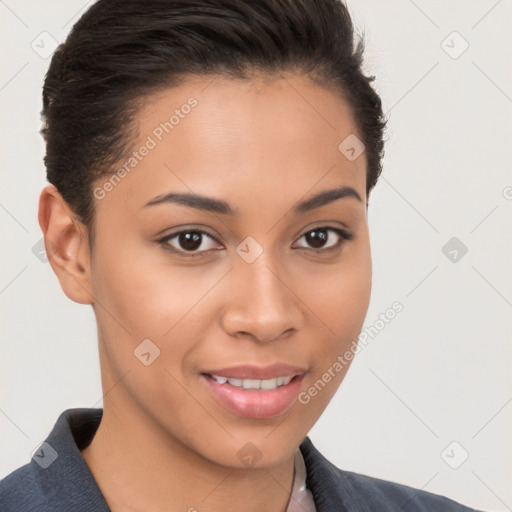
[{"left": 201, "top": 374, "right": 305, "bottom": 419}]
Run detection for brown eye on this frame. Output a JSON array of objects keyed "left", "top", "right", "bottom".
[
  {"left": 293, "top": 227, "right": 353, "bottom": 251},
  {"left": 158, "top": 230, "right": 222, "bottom": 255}
]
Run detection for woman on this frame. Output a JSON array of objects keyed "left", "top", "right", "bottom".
[{"left": 0, "top": 0, "right": 483, "bottom": 510}]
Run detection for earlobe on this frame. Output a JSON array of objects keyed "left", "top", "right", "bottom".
[{"left": 38, "top": 184, "right": 93, "bottom": 305}]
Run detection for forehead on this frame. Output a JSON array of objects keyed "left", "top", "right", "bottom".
[{"left": 94, "top": 73, "right": 367, "bottom": 220}]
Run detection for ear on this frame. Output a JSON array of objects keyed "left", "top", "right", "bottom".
[{"left": 38, "top": 184, "right": 93, "bottom": 305}]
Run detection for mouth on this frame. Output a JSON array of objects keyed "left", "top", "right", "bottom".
[
  {"left": 199, "top": 365, "right": 307, "bottom": 419},
  {"left": 205, "top": 373, "right": 296, "bottom": 390}
]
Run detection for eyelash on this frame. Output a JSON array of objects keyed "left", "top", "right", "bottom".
[{"left": 157, "top": 226, "right": 353, "bottom": 257}]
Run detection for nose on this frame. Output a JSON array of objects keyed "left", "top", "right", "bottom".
[{"left": 220, "top": 255, "right": 305, "bottom": 343}]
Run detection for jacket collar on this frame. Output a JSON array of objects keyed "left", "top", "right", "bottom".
[
  {"left": 34, "top": 407, "right": 346, "bottom": 511},
  {"left": 33, "top": 408, "right": 109, "bottom": 511},
  {"left": 299, "top": 436, "right": 351, "bottom": 512}
]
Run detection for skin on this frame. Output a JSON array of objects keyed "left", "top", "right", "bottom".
[{"left": 38, "top": 72, "right": 372, "bottom": 512}]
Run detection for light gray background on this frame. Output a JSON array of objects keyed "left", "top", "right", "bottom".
[{"left": 1, "top": 1, "right": 511, "bottom": 511}]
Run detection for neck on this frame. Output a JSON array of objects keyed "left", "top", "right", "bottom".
[{"left": 80, "top": 396, "right": 296, "bottom": 512}]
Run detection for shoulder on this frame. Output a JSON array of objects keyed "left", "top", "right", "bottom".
[
  {"left": 299, "top": 436, "right": 482, "bottom": 511},
  {"left": 0, "top": 462, "right": 49, "bottom": 511},
  {"left": 0, "top": 407, "right": 107, "bottom": 512},
  {"left": 336, "top": 468, "right": 479, "bottom": 511}
]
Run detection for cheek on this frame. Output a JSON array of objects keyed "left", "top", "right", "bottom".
[
  {"left": 90, "top": 244, "right": 227, "bottom": 391},
  {"left": 91, "top": 242, "right": 217, "bottom": 337},
  {"left": 307, "top": 235, "right": 371, "bottom": 324},
  {"left": 295, "top": 251, "right": 371, "bottom": 420},
  {"left": 90, "top": 248, "right": 209, "bottom": 406},
  {"left": 303, "top": 236, "right": 372, "bottom": 366}
]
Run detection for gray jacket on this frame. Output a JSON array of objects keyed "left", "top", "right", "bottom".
[{"left": 0, "top": 408, "right": 481, "bottom": 511}]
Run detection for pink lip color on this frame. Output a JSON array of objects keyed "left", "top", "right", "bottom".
[{"left": 201, "top": 373, "right": 305, "bottom": 419}]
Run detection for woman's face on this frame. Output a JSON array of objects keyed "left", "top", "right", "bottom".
[{"left": 87, "top": 72, "right": 371, "bottom": 468}]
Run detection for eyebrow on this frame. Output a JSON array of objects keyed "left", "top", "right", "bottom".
[{"left": 143, "top": 185, "right": 362, "bottom": 215}]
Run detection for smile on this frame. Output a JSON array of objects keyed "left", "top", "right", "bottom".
[
  {"left": 201, "top": 371, "right": 306, "bottom": 419},
  {"left": 208, "top": 374, "right": 294, "bottom": 390}
]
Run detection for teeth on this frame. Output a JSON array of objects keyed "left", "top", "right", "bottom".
[
  {"left": 243, "top": 379, "right": 261, "bottom": 389},
  {"left": 260, "top": 378, "right": 277, "bottom": 390},
  {"left": 210, "top": 374, "right": 294, "bottom": 390}
]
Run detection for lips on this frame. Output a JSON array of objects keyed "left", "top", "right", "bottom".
[
  {"left": 201, "top": 363, "right": 307, "bottom": 380},
  {"left": 199, "top": 364, "right": 307, "bottom": 419}
]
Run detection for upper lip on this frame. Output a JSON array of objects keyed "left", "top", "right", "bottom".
[{"left": 202, "top": 364, "right": 307, "bottom": 380}]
